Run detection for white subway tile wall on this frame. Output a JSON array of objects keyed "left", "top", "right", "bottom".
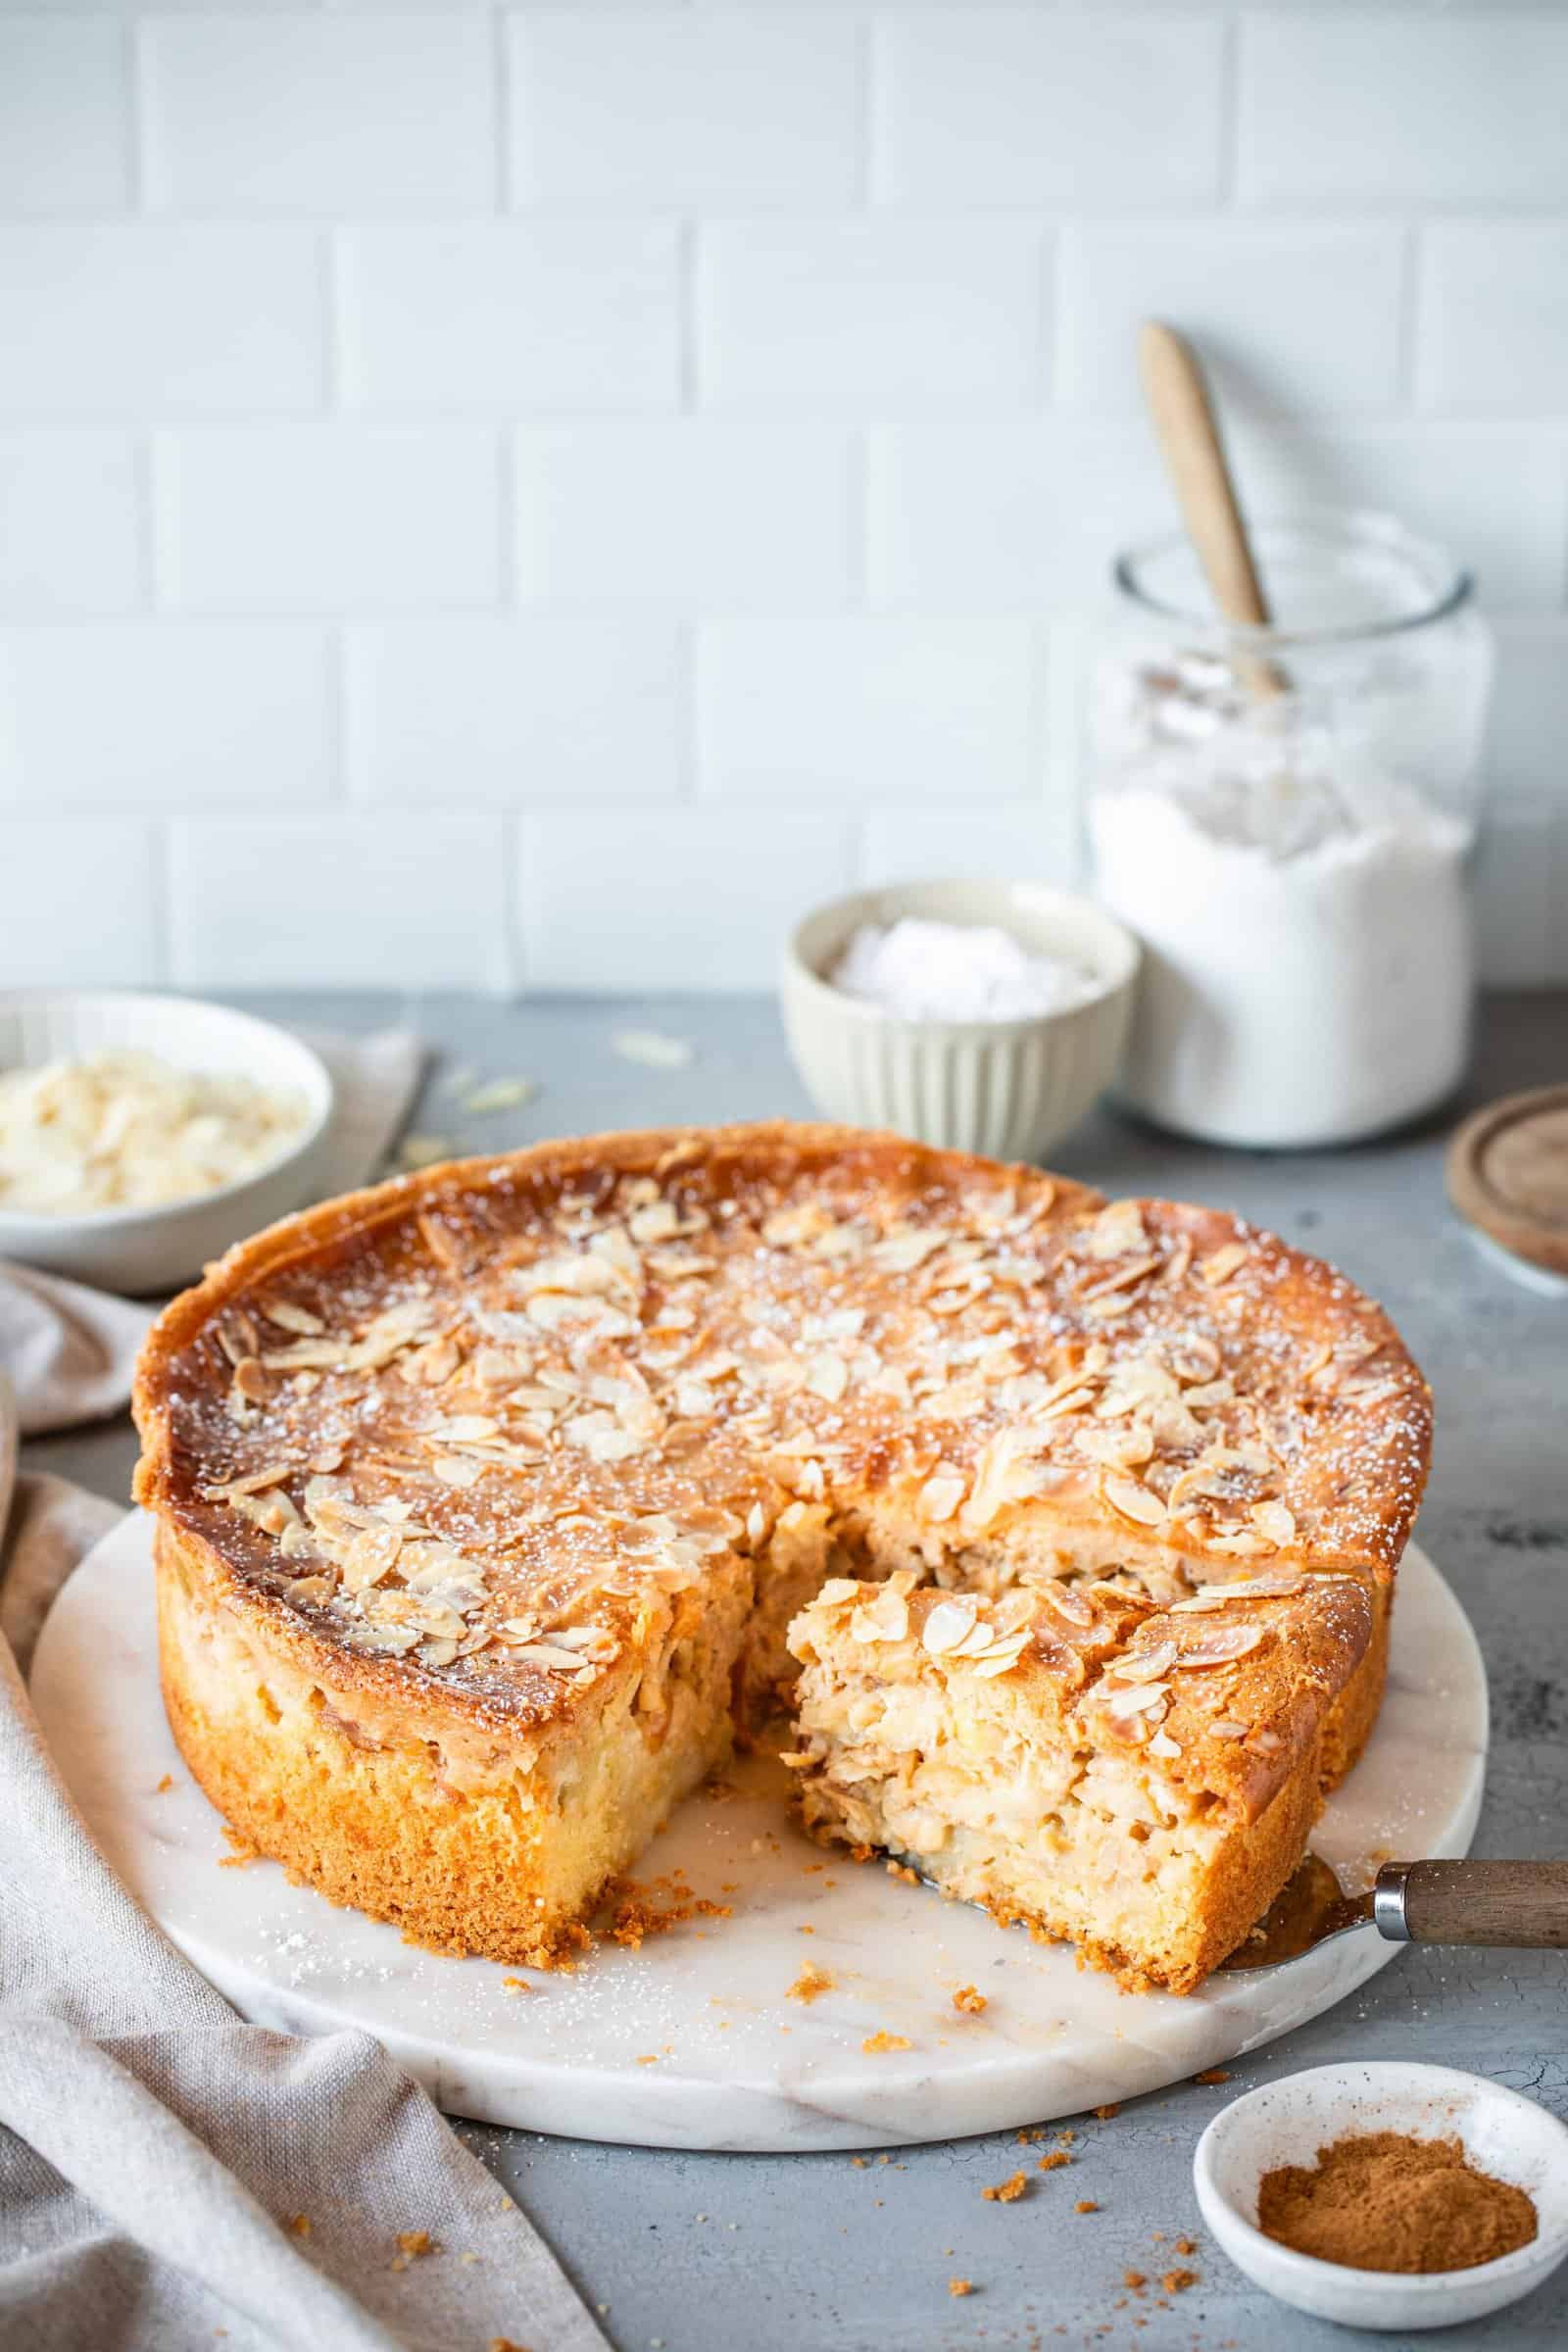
[{"left": 0, "top": 5, "right": 1562, "bottom": 993}]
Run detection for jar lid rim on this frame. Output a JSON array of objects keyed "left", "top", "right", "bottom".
[{"left": 1113, "top": 509, "right": 1475, "bottom": 647}]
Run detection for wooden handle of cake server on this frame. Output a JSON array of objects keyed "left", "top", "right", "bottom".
[{"left": 1378, "top": 1860, "right": 1568, "bottom": 1947}]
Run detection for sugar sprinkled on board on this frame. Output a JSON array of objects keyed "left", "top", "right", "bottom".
[{"left": 830, "top": 918, "right": 1098, "bottom": 1024}]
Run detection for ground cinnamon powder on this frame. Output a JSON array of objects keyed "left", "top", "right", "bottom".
[{"left": 1256, "top": 2131, "right": 1538, "bottom": 2274}]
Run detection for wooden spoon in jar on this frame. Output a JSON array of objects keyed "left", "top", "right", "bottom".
[{"left": 1138, "top": 318, "right": 1290, "bottom": 700}]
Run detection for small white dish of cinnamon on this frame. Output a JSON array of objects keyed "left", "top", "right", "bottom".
[{"left": 1194, "top": 2060, "right": 1568, "bottom": 2331}]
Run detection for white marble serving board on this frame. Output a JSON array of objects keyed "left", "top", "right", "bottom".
[{"left": 32, "top": 1516, "right": 1486, "bottom": 2152}]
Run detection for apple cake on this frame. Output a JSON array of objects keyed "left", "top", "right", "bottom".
[{"left": 132, "top": 1121, "right": 1430, "bottom": 1993}]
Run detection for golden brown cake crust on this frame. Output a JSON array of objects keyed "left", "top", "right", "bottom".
[{"left": 133, "top": 1119, "right": 1430, "bottom": 1985}]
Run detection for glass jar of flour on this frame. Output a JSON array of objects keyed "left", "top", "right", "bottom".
[{"left": 1087, "top": 513, "right": 1494, "bottom": 1149}]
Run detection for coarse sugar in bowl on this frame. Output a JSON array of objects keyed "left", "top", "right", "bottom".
[{"left": 1087, "top": 512, "right": 1494, "bottom": 1150}]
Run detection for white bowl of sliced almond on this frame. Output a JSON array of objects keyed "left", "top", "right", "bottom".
[{"left": 0, "top": 993, "right": 334, "bottom": 1295}]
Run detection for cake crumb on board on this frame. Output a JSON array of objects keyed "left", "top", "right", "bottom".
[{"left": 981, "top": 2172, "right": 1029, "bottom": 2204}]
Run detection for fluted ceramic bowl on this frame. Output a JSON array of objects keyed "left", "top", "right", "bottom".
[{"left": 781, "top": 879, "right": 1139, "bottom": 1163}]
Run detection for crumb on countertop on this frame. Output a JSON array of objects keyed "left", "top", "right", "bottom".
[
  {"left": 861, "top": 2032, "right": 911, "bottom": 2055},
  {"left": 981, "top": 2173, "right": 1029, "bottom": 2204},
  {"left": 787, "top": 1963, "right": 835, "bottom": 2005},
  {"left": 948, "top": 2278, "right": 974, "bottom": 2298},
  {"left": 1194, "top": 2068, "right": 1231, "bottom": 2085},
  {"left": 952, "top": 1985, "right": 988, "bottom": 2015}
]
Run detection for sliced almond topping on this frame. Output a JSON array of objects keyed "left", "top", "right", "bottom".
[
  {"left": 1085, "top": 1200, "right": 1148, "bottom": 1262},
  {"left": 804, "top": 1351, "right": 849, "bottom": 1404},
  {"left": 919, "top": 1469, "right": 966, "bottom": 1523},
  {"left": 431, "top": 1454, "right": 484, "bottom": 1490},
  {"left": 1251, "top": 1499, "right": 1298, "bottom": 1547},
  {"left": 1176, "top": 1625, "right": 1263, "bottom": 1668},
  {"left": 851, "top": 1589, "right": 910, "bottom": 1645},
  {"left": 970, "top": 1637, "right": 1030, "bottom": 1680},
  {"left": 922, "top": 1597, "right": 979, "bottom": 1655},
  {"left": 509, "top": 1641, "right": 591, "bottom": 1673},
  {"left": 1148, "top": 1729, "right": 1182, "bottom": 1759},
  {"left": 1102, "top": 1474, "right": 1166, "bottom": 1528},
  {"left": 1113, "top": 1639, "right": 1178, "bottom": 1684},
  {"left": 1209, "top": 1718, "right": 1249, "bottom": 1740},
  {"left": 262, "top": 1298, "right": 325, "bottom": 1337},
  {"left": 1102, "top": 1680, "right": 1170, "bottom": 1718},
  {"left": 1200, "top": 1242, "right": 1250, "bottom": 1287}
]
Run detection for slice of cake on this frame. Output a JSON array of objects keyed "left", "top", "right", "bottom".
[{"left": 786, "top": 1566, "right": 1374, "bottom": 1993}]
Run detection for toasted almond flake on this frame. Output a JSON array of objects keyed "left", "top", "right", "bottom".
[
  {"left": 1101, "top": 1680, "right": 1170, "bottom": 1718},
  {"left": 970, "top": 1637, "right": 1030, "bottom": 1680},
  {"left": 201, "top": 1465, "right": 291, "bottom": 1500},
  {"left": 1200, "top": 1242, "right": 1250, "bottom": 1287},
  {"left": 461, "top": 1076, "right": 538, "bottom": 1114},
  {"left": 262, "top": 1298, "right": 324, "bottom": 1337},
  {"left": 1102, "top": 1474, "right": 1165, "bottom": 1528},
  {"left": 922, "top": 1597, "right": 979, "bottom": 1655},
  {"left": 1082, "top": 1252, "right": 1161, "bottom": 1300},
  {"left": 919, "top": 1470, "right": 965, "bottom": 1523},
  {"left": 510, "top": 1642, "right": 590, "bottom": 1673},
  {"left": 612, "top": 1029, "right": 694, "bottom": 1069},
  {"left": 1209, "top": 1717, "right": 1249, "bottom": 1740},
  {"left": 1148, "top": 1730, "right": 1181, "bottom": 1759},
  {"left": 395, "top": 1133, "right": 455, "bottom": 1172},
  {"left": 804, "top": 1351, "right": 849, "bottom": 1404},
  {"left": 1251, "top": 1499, "right": 1298, "bottom": 1547},
  {"left": 1176, "top": 1625, "right": 1263, "bottom": 1668},
  {"left": 431, "top": 1454, "right": 483, "bottom": 1490},
  {"left": 1113, "top": 1639, "right": 1178, "bottom": 1684},
  {"left": 1085, "top": 1200, "right": 1148, "bottom": 1261},
  {"left": 850, "top": 1588, "right": 910, "bottom": 1644},
  {"left": 230, "top": 1356, "right": 269, "bottom": 1402},
  {"left": 1038, "top": 1580, "right": 1095, "bottom": 1629}
]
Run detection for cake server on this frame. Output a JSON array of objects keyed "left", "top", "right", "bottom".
[{"left": 1224, "top": 1855, "right": 1568, "bottom": 1970}]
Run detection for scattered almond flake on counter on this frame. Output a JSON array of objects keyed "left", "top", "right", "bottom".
[
  {"left": 395, "top": 1133, "right": 455, "bottom": 1172},
  {"left": 461, "top": 1077, "right": 539, "bottom": 1115},
  {"left": 861, "top": 2031, "right": 911, "bottom": 2055},
  {"left": 612, "top": 1029, "right": 695, "bottom": 1069},
  {"left": 952, "top": 1984, "right": 988, "bottom": 2015},
  {"left": 786, "top": 1962, "right": 835, "bottom": 2004},
  {"left": 982, "top": 2172, "right": 1029, "bottom": 2203}
]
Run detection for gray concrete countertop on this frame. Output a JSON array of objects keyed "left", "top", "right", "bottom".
[{"left": 24, "top": 990, "right": 1568, "bottom": 2352}]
